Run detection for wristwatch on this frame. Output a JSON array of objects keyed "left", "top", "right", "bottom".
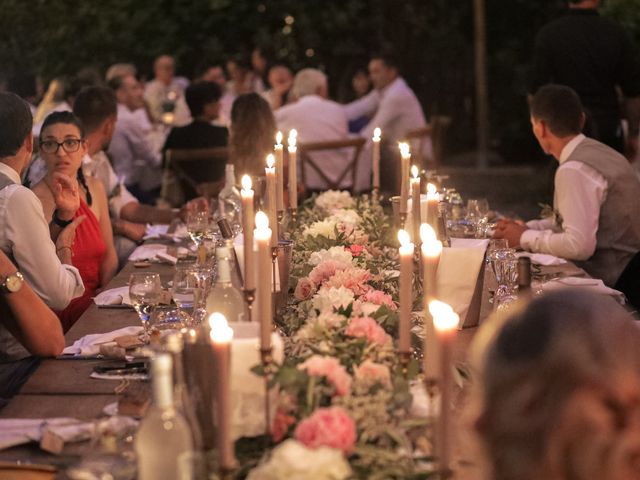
[
  {"left": 52, "top": 209, "right": 73, "bottom": 228},
  {"left": 0, "top": 271, "right": 24, "bottom": 294}
]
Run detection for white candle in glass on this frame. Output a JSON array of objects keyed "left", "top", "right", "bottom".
[
  {"left": 254, "top": 212, "right": 272, "bottom": 350},
  {"left": 288, "top": 130, "right": 298, "bottom": 210},
  {"left": 274, "top": 131, "right": 284, "bottom": 212},
  {"left": 398, "top": 229, "right": 414, "bottom": 354},
  {"left": 265, "top": 154, "right": 278, "bottom": 248},
  {"left": 426, "top": 183, "right": 439, "bottom": 237},
  {"left": 398, "top": 142, "right": 411, "bottom": 215},
  {"left": 410, "top": 165, "right": 421, "bottom": 245},
  {"left": 372, "top": 127, "right": 381, "bottom": 190},
  {"left": 240, "top": 175, "right": 255, "bottom": 291},
  {"left": 421, "top": 223, "right": 443, "bottom": 381}
]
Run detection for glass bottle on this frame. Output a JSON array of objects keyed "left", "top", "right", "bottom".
[
  {"left": 217, "top": 164, "right": 242, "bottom": 234},
  {"left": 205, "top": 242, "right": 246, "bottom": 322}
]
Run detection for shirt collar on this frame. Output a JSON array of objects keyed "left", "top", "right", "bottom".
[
  {"left": 0, "top": 162, "right": 22, "bottom": 184},
  {"left": 559, "top": 133, "right": 586, "bottom": 164}
]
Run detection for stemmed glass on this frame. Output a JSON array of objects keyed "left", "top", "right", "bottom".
[
  {"left": 129, "top": 273, "right": 162, "bottom": 338},
  {"left": 186, "top": 210, "right": 209, "bottom": 250},
  {"left": 467, "top": 198, "right": 490, "bottom": 238}
]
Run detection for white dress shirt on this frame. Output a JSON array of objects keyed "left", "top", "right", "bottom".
[
  {"left": 82, "top": 152, "right": 139, "bottom": 218},
  {"left": 109, "top": 104, "right": 163, "bottom": 190},
  {"left": 275, "top": 95, "right": 352, "bottom": 190},
  {"left": 521, "top": 134, "right": 608, "bottom": 260},
  {"left": 143, "top": 79, "right": 191, "bottom": 127},
  {"left": 0, "top": 162, "right": 84, "bottom": 310}
]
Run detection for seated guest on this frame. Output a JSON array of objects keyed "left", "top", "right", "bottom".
[
  {"left": 163, "top": 81, "right": 229, "bottom": 201},
  {"left": 340, "top": 67, "right": 372, "bottom": 133},
  {"left": 0, "top": 93, "right": 84, "bottom": 397},
  {"left": 229, "top": 93, "right": 277, "bottom": 178},
  {"left": 470, "top": 291, "right": 640, "bottom": 480},
  {"left": 261, "top": 64, "right": 293, "bottom": 110},
  {"left": 226, "top": 56, "right": 256, "bottom": 97},
  {"left": 32, "top": 112, "right": 118, "bottom": 331},
  {"left": 108, "top": 73, "right": 163, "bottom": 204},
  {"left": 105, "top": 63, "right": 137, "bottom": 83},
  {"left": 494, "top": 85, "right": 640, "bottom": 307},
  {"left": 196, "top": 64, "right": 233, "bottom": 125},
  {"left": 250, "top": 47, "right": 269, "bottom": 93},
  {"left": 143, "top": 54, "right": 191, "bottom": 127},
  {"left": 275, "top": 68, "right": 351, "bottom": 191},
  {"left": 32, "top": 77, "right": 71, "bottom": 137}
]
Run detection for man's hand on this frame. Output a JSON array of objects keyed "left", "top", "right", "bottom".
[
  {"left": 179, "top": 197, "right": 209, "bottom": 223},
  {"left": 493, "top": 220, "right": 527, "bottom": 249},
  {"left": 51, "top": 172, "right": 80, "bottom": 220},
  {"left": 113, "top": 219, "right": 146, "bottom": 242}
]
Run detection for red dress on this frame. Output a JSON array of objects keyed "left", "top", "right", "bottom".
[{"left": 57, "top": 200, "right": 106, "bottom": 332}]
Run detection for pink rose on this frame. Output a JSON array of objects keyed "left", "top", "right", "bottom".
[
  {"left": 323, "top": 267, "right": 372, "bottom": 296},
  {"left": 308, "top": 260, "right": 348, "bottom": 286},
  {"left": 362, "top": 289, "right": 397, "bottom": 311},
  {"left": 271, "top": 408, "right": 296, "bottom": 443},
  {"left": 345, "top": 316, "right": 391, "bottom": 347},
  {"left": 294, "top": 277, "right": 317, "bottom": 301},
  {"left": 298, "top": 355, "right": 352, "bottom": 396},
  {"left": 347, "top": 245, "right": 365, "bottom": 257},
  {"left": 294, "top": 407, "right": 357, "bottom": 454},
  {"left": 354, "top": 360, "right": 392, "bottom": 388}
]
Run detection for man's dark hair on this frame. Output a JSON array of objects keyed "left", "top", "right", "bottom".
[
  {"left": 530, "top": 84, "right": 584, "bottom": 137},
  {"left": 185, "top": 81, "right": 222, "bottom": 117},
  {"left": 107, "top": 74, "right": 127, "bottom": 92},
  {"left": 0, "top": 92, "right": 32, "bottom": 158},
  {"left": 73, "top": 86, "right": 117, "bottom": 134},
  {"left": 370, "top": 52, "right": 399, "bottom": 71}
]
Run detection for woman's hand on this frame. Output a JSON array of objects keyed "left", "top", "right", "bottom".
[{"left": 51, "top": 172, "right": 80, "bottom": 220}]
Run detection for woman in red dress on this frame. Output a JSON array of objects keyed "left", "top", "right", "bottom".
[{"left": 32, "top": 112, "right": 118, "bottom": 331}]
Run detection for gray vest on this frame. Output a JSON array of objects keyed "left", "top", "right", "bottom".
[
  {"left": 563, "top": 138, "right": 640, "bottom": 286},
  {"left": 0, "top": 172, "right": 31, "bottom": 363}
]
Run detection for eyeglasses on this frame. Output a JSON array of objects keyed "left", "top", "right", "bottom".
[{"left": 40, "top": 138, "right": 83, "bottom": 154}]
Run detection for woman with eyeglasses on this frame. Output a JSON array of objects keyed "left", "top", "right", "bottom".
[{"left": 31, "top": 111, "right": 118, "bottom": 331}]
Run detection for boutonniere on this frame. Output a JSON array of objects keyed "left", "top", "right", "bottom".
[{"left": 538, "top": 203, "right": 563, "bottom": 228}]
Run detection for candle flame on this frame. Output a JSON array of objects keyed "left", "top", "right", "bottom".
[
  {"left": 289, "top": 129, "right": 298, "bottom": 139},
  {"left": 288, "top": 135, "right": 297, "bottom": 148},
  {"left": 373, "top": 127, "right": 381, "bottom": 140},
  {"left": 411, "top": 165, "right": 419, "bottom": 179},
  {"left": 428, "top": 300, "right": 459, "bottom": 331},
  {"left": 427, "top": 183, "right": 437, "bottom": 194},
  {"left": 420, "top": 223, "right": 436, "bottom": 243},
  {"left": 398, "top": 142, "right": 410, "bottom": 158},
  {"left": 241, "top": 174, "right": 252, "bottom": 191},
  {"left": 255, "top": 211, "right": 269, "bottom": 230},
  {"left": 275, "top": 131, "right": 283, "bottom": 145},
  {"left": 266, "top": 154, "right": 275, "bottom": 169},
  {"left": 208, "top": 312, "right": 234, "bottom": 343},
  {"left": 397, "top": 229, "right": 411, "bottom": 247}
]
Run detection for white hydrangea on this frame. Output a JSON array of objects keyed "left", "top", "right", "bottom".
[
  {"left": 315, "top": 190, "right": 355, "bottom": 212},
  {"left": 247, "top": 439, "right": 351, "bottom": 480},
  {"left": 302, "top": 219, "right": 337, "bottom": 239},
  {"left": 327, "top": 209, "right": 361, "bottom": 228},
  {"left": 309, "top": 246, "right": 354, "bottom": 267},
  {"left": 313, "top": 286, "right": 355, "bottom": 313}
]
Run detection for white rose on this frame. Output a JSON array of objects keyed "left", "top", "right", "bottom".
[
  {"left": 247, "top": 439, "right": 352, "bottom": 480},
  {"left": 309, "top": 246, "right": 353, "bottom": 267},
  {"left": 313, "top": 286, "right": 355, "bottom": 312},
  {"left": 315, "top": 190, "right": 355, "bottom": 212},
  {"left": 327, "top": 209, "right": 361, "bottom": 227},
  {"left": 302, "top": 219, "right": 337, "bottom": 239}
]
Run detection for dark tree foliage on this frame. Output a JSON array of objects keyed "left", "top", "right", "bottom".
[{"left": 1, "top": 0, "right": 637, "bottom": 161}]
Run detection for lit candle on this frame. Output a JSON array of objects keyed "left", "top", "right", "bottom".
[
  {"left": 426, "top": 183, "right": 439, "bottom": 238},
  {"left": 372, "top": 127, "right": 381, "bottom": 190},
  {"left": 240, "top": 175, "right": 255, "bottom": 291},
  {"left": 209, "top": 312, "right": 236, "bottom": 470},
  {"left": 398, "top": 229, "right": 414, "bottom": 354},
  {"left": 254, "top": 212, "right": 272, "bottom": 350},
  {"left": 428, "top": 300, "right": 459, "bottom": 475},
  {"left": 398, "top": 142, "right": 411, "bottom": 215},
  {"left": 410, "top": 165, "right": 421, "bottom": 245},
  {"left": 421, "top": 224, "right": 443, "bottom": 381},
  {"left": 265, "top": 154, "right": 278, "bottom": 247},
  {"left": 274, "top": 131, "right": 284, "bottom": 212},
  {"left": 288, "top": 130, "right": 298, "bottom": 210}
]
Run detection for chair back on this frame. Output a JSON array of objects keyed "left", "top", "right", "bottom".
[
  {"left": 405, "top": 116, "right": 452, "bottom": 169},
  {"left": 297, "top": 137, "right": 366, "bottom": 194}
]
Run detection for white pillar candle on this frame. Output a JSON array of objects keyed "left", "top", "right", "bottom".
[
  {"left": 410, "top": 165, "right": 421, "bottom": 245},
  {"left": 254, "top": 212, "right": 272, "bottom": 350},
  {"left": 398, "top": 229, "right": 414, "bottom": 354},
  {"left": 288, "top": 130, "right": 298, "bottom": 210},
  {"left": 274, "top": 131, "right": 284, "bottom": 212},
  {"left": 398, "top": 142, "right": 411, "bottom": 215},
  {"left": 372, "top": 127, "right": 381, "bottom": 190},
  {"left": 240, "top": 175, "right": 255, "bottom": 291},
  {"left": 421, "top": 224, "right": 443, "bottom": 381},
  {"left": 426, "top": 183, "right": 439, "bottom": 237},
  {"left": 265, "top": 154, "right": 278, "bottom": 248}
]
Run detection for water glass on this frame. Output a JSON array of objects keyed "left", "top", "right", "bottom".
[
  {"left": 467, "top": 198, "right": 490, "bottom": 238},
  {"left": 490, "top": 248, "right": 518, "bottom": 306},
  {"left": 172, "top": 264, "right": 199, "bottom": 312},
  {"left": 149, "top": 306, "right": 191, "bottom": 334},
  {"left": 129, "top": 273, "right": 162, "bottom": 335},
  {"left": 186, "top": 210, "right": 209, "bottom": 248}
]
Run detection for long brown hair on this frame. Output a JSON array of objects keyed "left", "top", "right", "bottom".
[{"left": 229, "top": 93, "right": 276, "bottom": 177}]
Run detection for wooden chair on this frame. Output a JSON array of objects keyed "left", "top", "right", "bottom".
[
  {"left": 405, "top": 116, "right": 452, "bottom": 169},
  {"left": 163, "top": 147, "right": 228, "bottom": 204},
  {"left": 298, "top": 138, "right": 366, "bottom": 194}
]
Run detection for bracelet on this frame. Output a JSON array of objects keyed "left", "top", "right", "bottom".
[
  {"left": 52, "top": 210, "right": 73, "bottom": 228},
  {"left": 56, "top": 246, "right": 72, "bottom": 253}
]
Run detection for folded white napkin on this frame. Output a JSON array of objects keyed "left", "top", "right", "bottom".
[
  {"left": 62, "top": 326, "right": 143, "bottom": 357},
  {"left": 94, "top": 286, "right": 131, "bottom": 306},
  {"left": 143, "top": 224, "right": 170, "bottom": 240},
  {"left": 542, "top": 277, "right": 626, "bottom": 304},
  {"left": 517, "top": 252, "right": 567, "bottom": 266},
  {"left": 128, "top": 243, "right": 189, "bottom": 262},
  {"left": 450, "top": 238, "right": 491, "bottom": 249}
]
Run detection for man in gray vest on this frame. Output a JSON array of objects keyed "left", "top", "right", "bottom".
[
  {"left": 0, "top": 92, "right": 85, "bottom": 402},
  {"left": 494, "top": 84, "right": 640, "bottom": 307}
]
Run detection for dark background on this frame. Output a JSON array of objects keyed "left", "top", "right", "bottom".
[{"left": 2, "top": 0, "right": 639, "bottom": 163}]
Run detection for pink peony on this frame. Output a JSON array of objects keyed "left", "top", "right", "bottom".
[
  {"left": 298, "top": 355, "right": 352, "bottom": 396},
  {"left": 362, "top": 289, "right": 397, "bottom": 311},
  {"left": 308, "top": 260, "right": 348, "bottom": 286},
  {"left": 323, "top": 267, "right": 372, "bottom": 296},
  {"left": 345, "top": 316, "right": 391, "bottom": 347},
  {"left": 347, "top": 244, "right": 365, "bottom": 257},
  {"left": 294, "top": 407, "right": 357, "bottom": 454},
  {"left": 294, "top": 277, "right": 317, "bottom": 301},
  {"left": 354, "top": 360, "right": 392, "bottom": 388},
  {"left": 271, "top": 408, "right": 297, "bottom": 443}
]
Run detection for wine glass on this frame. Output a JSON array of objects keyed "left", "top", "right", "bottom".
[
  {"left": 129, "top": 273, "right": 162, "bottom": 337},
  {"left": 467, "top": 198, "right": 490, "bottom": 238},
  {"left": 186, "top": 210, "right": 209, "bottom": 249}
]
